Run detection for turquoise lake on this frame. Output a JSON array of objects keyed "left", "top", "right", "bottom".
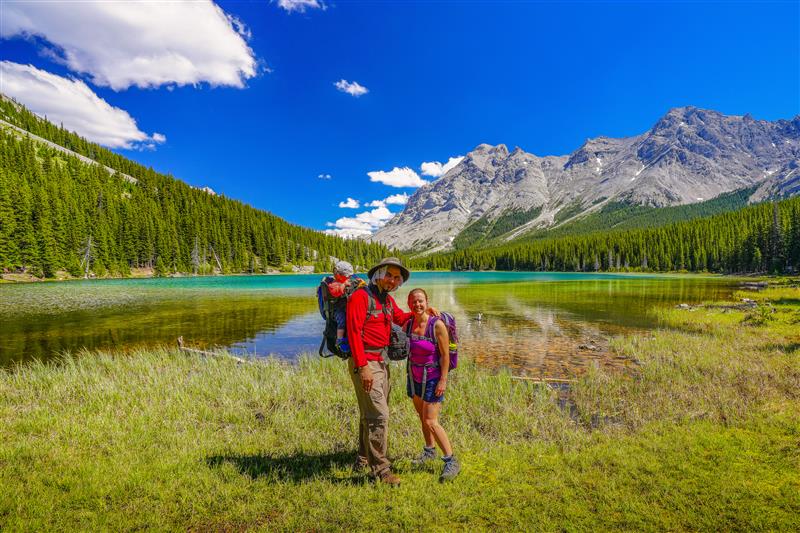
[{"left": 0, "top": 272, "right": 740, "bottom": 375}]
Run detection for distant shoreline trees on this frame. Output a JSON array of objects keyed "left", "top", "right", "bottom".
[{"left": 410, "top": 196, "right": 800, "bottom": 274}]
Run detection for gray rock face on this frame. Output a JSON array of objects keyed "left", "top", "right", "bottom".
[
  {"left": 751, "top": 159, "right": 800, "bottom": 201},
  {"left": 371, "top": 107, "right": 800, "bottom": 252}
]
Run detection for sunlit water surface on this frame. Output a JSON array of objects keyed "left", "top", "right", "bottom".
[{"left": 0, "top": 272, "right": 739, "bottom": 377}]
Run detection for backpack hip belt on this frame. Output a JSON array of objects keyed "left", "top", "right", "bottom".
[
  {"left": 408, "top": 359, "right": 439, "bottom": 399},
  {"left": 363, "top": 344, "right": 388, "bottom": 358}
]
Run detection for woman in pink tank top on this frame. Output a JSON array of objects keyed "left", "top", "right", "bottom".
[{"left": 405, "top": 288, "right": 460, "bottom": 481}]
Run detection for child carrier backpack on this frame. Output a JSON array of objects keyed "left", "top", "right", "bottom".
[{"left": 317, "top": 276, "right": 365, "bottom": 358}]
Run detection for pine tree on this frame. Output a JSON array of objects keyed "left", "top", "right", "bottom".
[{"left": 154, "top": 256, "right": 168, "bottom": 277}]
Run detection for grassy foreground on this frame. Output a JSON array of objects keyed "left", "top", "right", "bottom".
[{"left": 1, "top": 287, "right": 799, "bottom": 531}]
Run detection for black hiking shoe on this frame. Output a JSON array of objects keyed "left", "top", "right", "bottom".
[
  {"left": 439, "top": 456, "right": 461, "bottom": 482},
  {"left": 352, "top": 456, "right": 369, "bottom": 474}
]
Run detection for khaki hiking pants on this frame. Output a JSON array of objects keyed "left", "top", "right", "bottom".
[{"left": 348, "top": 357, "right": 391, "bottom": 477}]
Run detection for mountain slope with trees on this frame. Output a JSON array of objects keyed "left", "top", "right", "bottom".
[
  {"left": 0, "top": 96, "right": 393, "bottom": 279},
  {"left": 453, "top": 188, "right": 756, "bottom": 250}
]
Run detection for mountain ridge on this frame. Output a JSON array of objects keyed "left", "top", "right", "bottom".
[{"left": 372, "top": 106, "right": 800, "bottom": 252}]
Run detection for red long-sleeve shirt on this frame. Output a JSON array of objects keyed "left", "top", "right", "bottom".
[{"left": 346, "top": 286, "right": 412, "bottom": 368}]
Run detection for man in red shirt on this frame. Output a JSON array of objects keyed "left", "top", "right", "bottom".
[{"left": 346, "top": 257, "right": 413, "bottom": 485}]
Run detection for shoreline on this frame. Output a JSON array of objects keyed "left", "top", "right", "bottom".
[{"left": 0, "top": 268, "right": 764, "bottom": 285}]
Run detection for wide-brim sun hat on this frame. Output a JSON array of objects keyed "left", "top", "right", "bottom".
[{"left": 368, "top": 257, "right": 410, "bottom": 282}]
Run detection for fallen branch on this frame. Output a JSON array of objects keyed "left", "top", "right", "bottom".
[
  {"left": 177, "top": 336, "right": 248, "bottom": 364},
  {"left": 510, "top": 376, "right": 576, "bottom": 384}
]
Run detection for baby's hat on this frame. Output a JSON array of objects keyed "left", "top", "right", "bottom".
[{"left": 333, "top": 260, "right": 354, "bottom": 277}]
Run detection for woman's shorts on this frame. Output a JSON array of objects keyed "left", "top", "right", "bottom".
[{"left": 406, "top": 375, "right": 444, "bottom": 403}]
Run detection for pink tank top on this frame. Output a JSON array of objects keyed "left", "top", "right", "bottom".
[{"left": 407, "top": 317, "right": 441, "bottom": 383}]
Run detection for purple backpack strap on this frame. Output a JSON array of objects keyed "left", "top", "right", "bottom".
[
  {"left": 424, "top": 316, "right": 439, "bottom": 341},
  {"left": 406, "top": 316, "right": 438, "bottom": 342}
]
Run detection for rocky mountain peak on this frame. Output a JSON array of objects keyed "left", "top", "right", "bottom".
[
  {"left": 492, "top": 143, "right": 509, "bottom": 157},
  {"left": 371, "top": 107, "right": 800, "bottom": 252},
  {"left": 462, "top": 143, "right": 511, "bottom": 174},
  {"left": 470, "top": 143, "right": 508, "bottom": 155},
  {"left": 565, "top": 136, "right": 631, "bottom": 169}
]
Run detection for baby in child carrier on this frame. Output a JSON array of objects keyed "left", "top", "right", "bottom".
[{"left": 324, "top": 260, "right": 361, "bottom": 353}]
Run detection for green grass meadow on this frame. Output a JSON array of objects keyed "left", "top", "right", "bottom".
[{"left": 1, "top": 287, "right": 799, "bottom": 531}]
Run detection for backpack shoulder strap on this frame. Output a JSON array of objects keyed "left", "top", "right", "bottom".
[
  {"left": 384, "top": 294, "right": 394, "bottom": 319},
  {"left": 407, "top": 316, "right": 437, "bottom": 342},
  {"left": 360, "top": 286, "right": 385, "bottom": 323},
  {"left": 343, "top": 276, "right": 364, "bottom": 297},
  {"left": 425, "top": 316, "right": 439, "bottom": 340},
  {"left": 363, "top": 285, "right": 375, "bottom": 315}
]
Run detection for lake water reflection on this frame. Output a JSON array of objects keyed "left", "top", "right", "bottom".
[{"left": 0, "top": 273, "right": 739, "bottom": 377}]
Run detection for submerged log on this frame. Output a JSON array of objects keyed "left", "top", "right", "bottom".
[
  {"left": 510, "top": 375, "right": 576, "bottom": 384},
  {"left": 176, "top": 336, "right": 248, "bottom": 364}
]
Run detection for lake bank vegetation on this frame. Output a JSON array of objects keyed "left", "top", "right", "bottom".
[{"left": 2, "top": 283, "right": 798, "bottom": 530}]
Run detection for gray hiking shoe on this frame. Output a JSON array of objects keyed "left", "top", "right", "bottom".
[
  {"left": 411, "top": 446, "right": 437, "bottom": 467},
  {"left": 439, "top": 456, "right": 461, "bottom": 482}
]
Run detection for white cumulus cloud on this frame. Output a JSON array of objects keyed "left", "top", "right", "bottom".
[
  {"left": 317, "top": 173, "right": 332, "bottom": 179},
  {"left": 338, "top": 197, "right": 360, "bottom": 209},
  {"left": 0, "top": 61, "right": 164, "bottom": 149},
  {"left": 420, "top": 156, "right": 464, "bottom": 177},
  {"left": 325, "top": 206, "right": 395, "bottom": 238},
  {"left": 367, "top": 167, "right": 427, "bottom": 188},
  {"left": 0, "top": 1, "right": 257, "bottom": 90},
  {"left": 384, "top": 193, "right": 409, "bottom": 205},
  {"left": 334, "top": 79, "right": 368, "bottom": 97},
  {"left": 276, "top": 0, "right": 326, "bottom": 12},
  {"left": 365, "top": 193, "right": 409, "bottom": 208}
]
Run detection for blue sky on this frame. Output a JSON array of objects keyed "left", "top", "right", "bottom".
[{"left": 1, "top": 0, "right": 798, "bottom": 236}]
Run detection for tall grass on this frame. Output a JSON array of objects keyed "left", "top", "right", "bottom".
[{"left": 1, "top": 288, "right": 798, "bottom": 531}]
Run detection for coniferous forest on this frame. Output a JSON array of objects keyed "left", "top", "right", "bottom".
[
  {"left": 410, "top": 196, "right": 800, "bottom": 274},
  {"left": 0, "top": 97, "right": 392, "bottom": 278}
]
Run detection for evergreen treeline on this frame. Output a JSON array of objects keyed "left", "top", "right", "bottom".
[
  {"left": 452, "top": 189, "right": 754, "bottom": 251},
  {"left": 0, "top": 98, "right": 392, "bottom": 278},
  {"left": 411, "top": 197, "right": 800, "bottom": 274},
  {"left": 518, "top": 188, "right": 755, "bottom": 243}
]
